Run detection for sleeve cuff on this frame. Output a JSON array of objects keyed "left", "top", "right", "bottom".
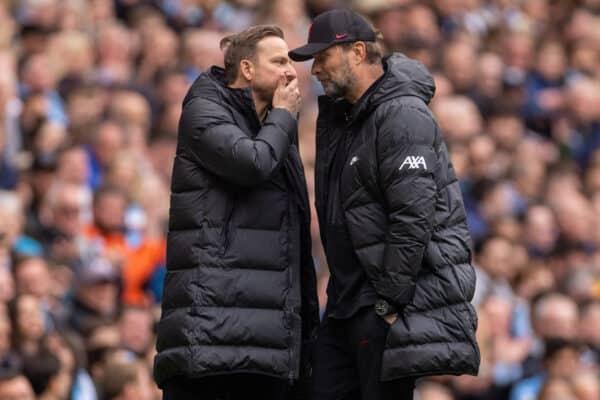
[{"left": 391, "top": 282, "right": 416, "bottom": 307}]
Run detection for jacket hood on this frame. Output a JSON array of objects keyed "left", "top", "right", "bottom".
[
  {"left": 370, "top": 53, "right": 436, "bottom": 108},
  {"left": 333, "top": 53, "right": 436, "bottom": 124}
]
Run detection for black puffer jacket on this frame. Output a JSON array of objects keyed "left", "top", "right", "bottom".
[
  {"left": 153, "top": 67, "right": 319, "bottom": 387},
  {"left": 315, "top": 54, "right": 480, "bottom": 380}
]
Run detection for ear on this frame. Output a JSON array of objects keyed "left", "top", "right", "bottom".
[
  {"left": 351, "top": 42, "right": 367, "bottom": 65},
  {"left": 240, "top": 59, "right": 254, "bottom": 81}
]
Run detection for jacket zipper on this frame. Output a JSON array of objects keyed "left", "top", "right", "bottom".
[
  {"left": 221, "top": 199, "right": 235, "bottom": 256},
  {"left": 288, "top": 210, "right": 300, "bottom": 384}
]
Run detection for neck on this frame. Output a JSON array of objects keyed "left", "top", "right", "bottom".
[
  {"left": 252, "top": 92, "right": 269, "bottom": 121},
  {"left": 229, "top": 79, "right": 269, "bottom": 121},
  {"left": 346, "top": 63, "right": 384, "bottom": 104}
]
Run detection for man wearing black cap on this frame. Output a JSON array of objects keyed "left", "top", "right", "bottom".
[{"left": 290, "top": 9, "right": 480, "bottom": 400}]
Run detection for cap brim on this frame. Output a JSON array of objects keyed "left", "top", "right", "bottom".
[{"left": 289, "top": 42, "right": 332, "bottom": 61}]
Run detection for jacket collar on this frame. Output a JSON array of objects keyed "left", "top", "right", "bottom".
[
  {"left": 316, "top": 53, "right": 436, "bottom": 125},
  {"left": 186, "top": 66, "right": 262, "bottom": 127}
]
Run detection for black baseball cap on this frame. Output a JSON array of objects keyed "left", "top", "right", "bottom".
[{"left": 289, "top": 9, "right": 376, "bottom": 62}]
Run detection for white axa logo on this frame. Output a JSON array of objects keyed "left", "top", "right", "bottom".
[{"left": 399, "top": 156, "right": 427, "bottom": 170}]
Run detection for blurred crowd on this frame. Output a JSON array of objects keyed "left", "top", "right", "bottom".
[{"left": 0, "top": 0, "right": 599, "bottom": 399}]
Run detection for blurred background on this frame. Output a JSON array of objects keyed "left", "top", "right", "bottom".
[{"left": 0, "top": 0, "right": 599, "bottom": 399}]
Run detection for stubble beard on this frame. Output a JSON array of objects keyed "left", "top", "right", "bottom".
[
  {"left": 253, "top": 82, "right": 276, "bottom": 107},
  {"left": 323, "top": 80, "right": 348, "bottom": 99},
  {"left": 322, "top": 60, "right": 354, "bottom": 100}
]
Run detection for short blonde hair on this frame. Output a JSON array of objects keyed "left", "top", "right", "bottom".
[{"left": 219, "top": 25, "right": 284, "bottom": 84}]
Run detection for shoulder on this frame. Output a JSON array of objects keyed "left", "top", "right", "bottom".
[
  {"left": 374, "top": 98, "right": 438, "bottom": 147},
  {"left": 181, "top": 78, "right": 233, "bottom": 124},
  {"left": 182, "top": 71, "right": 228, "bottom": 110}
]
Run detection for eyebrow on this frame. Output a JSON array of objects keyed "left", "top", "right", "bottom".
[
  {"left": 269, "top": 54, "right": 290, "bottom": 63},
  {"left": 315, "top": 51, "right": 329, "bottom": 60}
]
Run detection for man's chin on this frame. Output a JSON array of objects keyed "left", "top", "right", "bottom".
[
  {"left": 254, "top": 86, "right": 276, "bottom": 105},
  {"left": 323, "top": 87, "right": 343, "bottom": 99}
]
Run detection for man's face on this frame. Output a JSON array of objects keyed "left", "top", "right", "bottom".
[
  {"left": 53, "top": 189, "right": 84, "bottom": 236},
  {"left": 58, "top": 148, "right": 89, "bottom": 186},
  {"left": 250, "top": 36, "right": 297, "bottom": 103},
  {"left": 443, "top": 42, "right": 477, "bottom": 91},
  {"left": 16, "top": 295, "right": 45, "bottom": 341},
  {"left": 94, "top": 193, "right": 126, "bottom": 232},
  {"left": 15, "top": 258, "right": 50, "bottom": 299},
  {"left": 23, "top": 53, "right": 56, "bottom": 92},
  {"left": 311, "top": 45, "right": 354, "bottom": 99},
  {"left": 536, "top": 301, "right": 579, "bottom": 340},
  {"left": 78, "top": 281, "right": 118, "bottom": 315},
  {"left": 119, "top": 308, "right": 153, "bottom": 355},
  {"left": 95, "top": 123, "right": 123, "bottom": 168}
]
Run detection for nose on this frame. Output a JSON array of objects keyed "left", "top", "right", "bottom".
[
  {"left": 311, "top": 60, "right": 320, "bottom": 76},
  {"left": 286, "top": 64, "right": 297, "bottom": 81}
]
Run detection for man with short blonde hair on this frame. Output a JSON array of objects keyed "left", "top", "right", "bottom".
[{"left": 154, "top": 24, "right": 319, "bottom": 399}]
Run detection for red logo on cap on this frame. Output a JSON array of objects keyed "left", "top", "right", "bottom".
[{"left": 335, "top": 33, "right": 348, "bottom": 40}]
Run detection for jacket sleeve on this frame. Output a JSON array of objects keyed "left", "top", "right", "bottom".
[
  {"left": 180, "top": 96, "right": 296, "bottom": 187},
  {"left": 374, "top": 105, "right": 438, "bottom": 307}
]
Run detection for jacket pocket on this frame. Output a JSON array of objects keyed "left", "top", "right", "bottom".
[{"left": 383, "top": 310, "right": 409, "bottom": 349}]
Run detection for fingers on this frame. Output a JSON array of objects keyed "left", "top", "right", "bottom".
[
  {"left": 277, "top": 77, "right": 300, "bottom": 98},
  {"left": 286, "top": 76, "right": 299, "bottom": 90},
  {"left": 277, "top": 74, "right": 288, "bottom": 89},
  {"left": 286, "top": 79, "right": 300, "bottom": 101},
  {"left": 273, "top": 75, "right": 301, "bottom": 114}
]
